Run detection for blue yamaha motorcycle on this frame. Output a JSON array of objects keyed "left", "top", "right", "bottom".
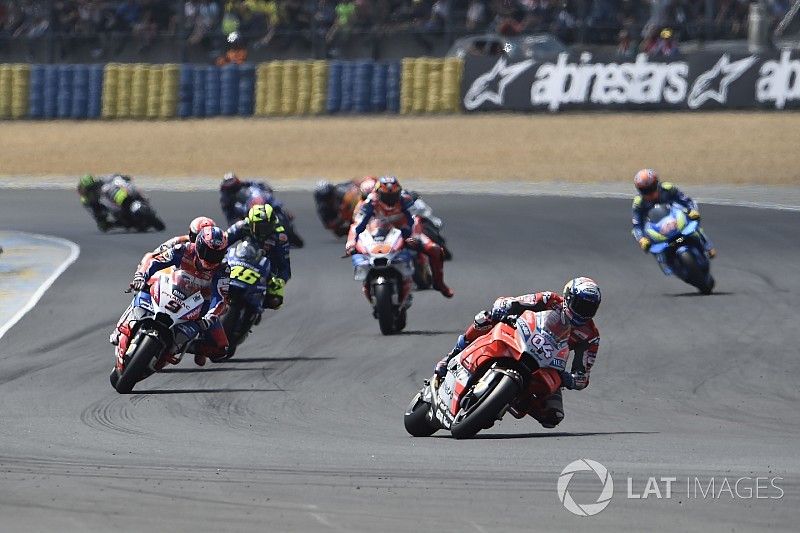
[
  {"left": 645, "top": 204, "right": 714, "bottom": 294},
  {"left": 220, "top": 239, "right": 271, "bottom": 358}
]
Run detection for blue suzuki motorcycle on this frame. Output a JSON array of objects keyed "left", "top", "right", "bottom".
[
  {"left": 645, "top": 204, "right": 714, "bottom": 294},
  {"left": 220, "top": 239, "right": 271, "bottom": 358}
]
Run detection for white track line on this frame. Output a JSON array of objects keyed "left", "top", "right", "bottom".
[{"left": 0, "top": 233, "right": 81, "bottom": 341}]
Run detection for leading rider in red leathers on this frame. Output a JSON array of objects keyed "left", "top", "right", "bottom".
[
  {"left": 113, "top": 226, "right": 231, "bottom": 368},
  {"left": 345, "top": 176, "right": 453, "bottom": 298},
  {"left": 435, "top": 277, "right": 601, "bottom": 427}
]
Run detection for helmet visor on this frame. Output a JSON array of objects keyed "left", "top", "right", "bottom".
[
  {"left": 197, "top": 244, "right": 225, "bottom": 265},
  {"left": 380, "top": 191, "right": 400, "bottom": 205},
  {"left": 570, "top": 297, "right": 599, "bottom": 320},
  {"left": 637, "top": 181, "right": 658, "bottom": 196}
]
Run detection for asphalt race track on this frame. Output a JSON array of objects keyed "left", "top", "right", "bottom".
[{"left": 0, "top": 189, "right": 798, "bottom": 532}]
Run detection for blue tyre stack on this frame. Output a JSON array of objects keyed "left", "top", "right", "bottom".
[
  {"left": 339, "top": 61, "right": 354, "bottom": 113},
  {"left": 28, "top": 65, "right": 45, "bottom": 119},
  {"left": 238, "top": 63, "right": 255, "bottom": 116},
  {"left": 205, "top": 66, "right": 221, "bottom": 117},
  {"left": 56, "top": 65, "right": 73, "bottom": 119},
  {"left": 87, "top": 64, "right": 104, "bottom": 118},
  {"left": 370, "top": 62, "right": 388, "bottom": 113},
  {"left": 71, "top": 64, "right": 89, "bottom": 119},
  {"left": 192, "top": 66, "right": 206, "bottom": 117},
  {"left": 386, "top": 61, "right": 401, "bottom": 114},
  {"left": 326, "top": 61, "right": 343, "bottom": 113},
  {"left": 220, "top": 64, "right": 239, "bottom": 116},
  {"left": 178, "top": 64, "right": 193, "bottom": 118},
  {"left": 353, "top": 61, "right": 373, "bottom": 113}
]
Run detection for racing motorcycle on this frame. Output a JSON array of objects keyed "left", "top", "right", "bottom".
[
  {"left": 110, "top": 269, "right": 207, "bottom": 393},
  {"left": 220, "top": 239, "right": 270, "bottom": 358},
  {"left": 351, "top": 219, "right": 415, "bottom": 335},
  {"left": 230, "top": 184, "right": 304, "bottom": 248},
  {"left": 100, "top": 195, "right": 165, "bottom": 233},
  {"left": 645, "top": 203, "right": 714, "bottom": 294},
  {"left": 404, "top": 309, "right": 570, "bottom": 439},
  {"left": 408, "top": 193, "right": 452, "bottom": 261}
]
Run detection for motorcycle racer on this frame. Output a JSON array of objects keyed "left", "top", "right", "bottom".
[
  {"left": 632, "top": 169, "right": 716, "bottom": 258},
  {"left": 219, "top": 172, "right": 277, "bottom": 225},
  {"left": 314, "top": 176, "right": 375, "bottom": 237},
  {"left": 345, "top": 176, "right": 453, "bottom": 298},
  {"left": 77, "top": 173, "right": 141, "bottom": 231},
  {"left": 434, "top": 277, "right": 601, "bottom": 428},
  {"left": 225, "top": 203, "right": 291, "bottom": 310},
  {"left": 113, "top": 226, "right": 231, "bottom": 367}
]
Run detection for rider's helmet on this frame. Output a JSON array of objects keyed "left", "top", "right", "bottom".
[
  {"left": 359, "top": 176, "right": 378, "bottom": 200},
  {"left": 634, "top": 168, "right": 659, "bottom": 199},
  {"left": 78, "top": 174, "right": 97, "bottom": 193},
  {"left": 221, "top": 172, "right": 241, "bottom": 191},
  {"left": 562, "top": 277, "right": 601, "bottom": 327},
  {"left": 189, "top": 216, "right": 216, "bottom": 242},
  {"left": 375, "top": 176, "right": 401, "bottom": 208},
  {"left": 314, "top": 180, "right": 334, "bottom": 201},
  {"left": 247, "top": 203, "right": 278, "bottom": 240},
  {"left": 194, "top": 226, "right": 228, "bottom": 270}
]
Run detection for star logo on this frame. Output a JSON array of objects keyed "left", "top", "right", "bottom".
[
  {"left": 463, "top": 57, "right": 534, "bottom": 111},
  {"left": 687, "top": 54, "right": 757, "bottom": 109}
]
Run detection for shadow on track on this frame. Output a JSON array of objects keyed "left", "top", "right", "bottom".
[
  {"left": 160, "top": 367, "right": 270, "bottom": 373},
  {"left": 668, "top": 291, "right": 735, "bottom": 297},
  {"left": 133, "top": 388, "right": 283, "bottom": 394},
  {"left": 434, "top": 431, "right": 658, "bottom": 440},
  {"left": 226, "top": 356, "right": 335, "bottom": 363}
]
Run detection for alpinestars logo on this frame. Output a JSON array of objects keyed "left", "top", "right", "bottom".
[
  {"left": 463, "top": 57, "right": 534, "bottom": 110},
  {"left": 687, "top": 54, "right": 757, "bottom": 109}
]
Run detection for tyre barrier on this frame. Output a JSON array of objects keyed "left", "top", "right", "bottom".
[{"left": 0, "top": 58, "right": 463, "bottom": 119}]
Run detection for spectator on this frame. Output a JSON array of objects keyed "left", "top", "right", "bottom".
[
  {"left": 327, "top": 0, "right": 356, "bottom": 44},
  {"left": 426, "top": 0, "right": 448, "bottom": 31},
  {"left": 466, "top": 0, "right": 487, "bottom": 30},
  {"left": 186, "top": 0, "right": 220, "bottom": 46}
]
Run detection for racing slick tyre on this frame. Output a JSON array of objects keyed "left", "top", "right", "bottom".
[
  {"left": 396, "top": 308, "right": 407, "bottom": 332},
  {"left": 221, "top": 301, "right": 244, "bottom": 349},
  {"left": 450, "top": 374, "right": 520, "bottom": 440},
  {"left": 404, "top": 392, "right": 438, "bottom": 437},
  {"left": 152, "top": 217, "right": 166, "bottom": 232},
  {"left": 114, "top": 334, "right": 162, "bottom": 394},
  {"left": 374, "top": 283, "right": 396, "bottom": 335},
  {"left": 678, "top": 249, "right": 713, "bottom": 295}
]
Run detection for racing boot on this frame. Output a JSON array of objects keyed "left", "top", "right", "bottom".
[{"left": 426, "top": 244, "right": 453, "bottom": 298}]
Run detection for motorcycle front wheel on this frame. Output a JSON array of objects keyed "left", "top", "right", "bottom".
[
  {"left": 450, "top": 374, "right": 519, "bottom": 439},
  {"left": 404, "top": 392, "right": 438, "bottom": 437},
  {"left": 374, "top": 283, "right": 396, "bottom": 335},
  {"left": 114, "top": 334, "right": 163, "bottom": 394}
]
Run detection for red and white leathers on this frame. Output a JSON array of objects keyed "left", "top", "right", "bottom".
[
  {"left": 346, "top": 190, "right": 453, "bottom": 298},
  {"left": 114, "top": 242, "right": 230, "bottom": 367},
  {"left": 441, "top": 292, "right": 599, "bottom": 427}
]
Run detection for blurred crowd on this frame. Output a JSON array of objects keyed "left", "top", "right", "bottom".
[{"left": 0, "top": 1, "right": 794, "bottom": 51}]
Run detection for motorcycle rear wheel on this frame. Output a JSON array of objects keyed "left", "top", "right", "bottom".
[
  {"left": 114, "top": 334, "right": 162, "bottom": 394},
  {"left": 451, "top": 374, "right": 519, "bottom": 439}
]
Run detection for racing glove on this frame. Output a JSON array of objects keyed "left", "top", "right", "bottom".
[
  {"left": 434, "top": 358, "right": 448, "bottom": 379},
  {"left": 404, "top": 237, "right": 420, "bottom": 250},
  {"left": 638, "top": 236, "right": 651, "bottom": 252},
  {"left": 687, "top": 209, "right": 701, "bottom": 220},
  {"left": 572, "top": 372, "right": 589, "bottom": 390},
  {"left": 344, "top": 243, "right": 356, "bottom": 256},
  {"left": 198, "top": 316, "right": 217, "bottom": 331},
  {"left": 130, "top": 272, "right": 147, "bottom": 292}
]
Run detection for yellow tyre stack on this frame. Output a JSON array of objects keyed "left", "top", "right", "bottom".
[
  {"left": 255, "top": 63, "right": 269, "bottom": 116},
  {"left": 0, "top": 65, "right": 12, "bottom": 119},
  {"left": 265, "top": 61, "right": 283, "bottom": 116},
  {"left": 296, "top": 60, "right": 312, "bottom": 115},
  {"left": 146, "top": 65, "right": 162, "bottom": 119},
  {"left": 102, "top": 64, "right": 119, "bottom": 119},
  {"left": 281, "top": 60, "right": 298, "bottom": 115},
  {"left": 116, "top": 64, "right": 133, "bottom": 119},
  {"left": 130, "top": 64, "right": 149, "bottom": 119},
  {"left": 425, "top": 58, "right": 443, "bottom": 113},
  {"left": 11, "top": 64, "right": 30, "bottom": 119},
  {"left": 160, "top": 64, "right": 178, "bottom": 119},
  {"left": 310, "top": 60, "right": 327, "bottom": 115},
  {"left": 442, "top": 57, "right": 463, "bottom": 113}
]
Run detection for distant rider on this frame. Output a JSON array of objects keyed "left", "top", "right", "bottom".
[
  {"left": 314, "top": 176, "right": 375, "bottom": 237},
  {"left": 113, "top": 226, "right": 231, "bottom": 367},
  {"left": 433, "top": 277, "right": 602, "bottom": 428},
  {"left": 77, "top": 173, "right": 141, "bottom": 231},
  {"left": 225, "top": 203, "right": 291, "bottom": 311},
  {"left": 345, "top": 176, "right": 453, "bottom": 298},
  {"left": 631, "top": 168, "right": 716, "bottom": 258},
  {"left": 219, "top": 172, "right": 277, "bottom": 225}
]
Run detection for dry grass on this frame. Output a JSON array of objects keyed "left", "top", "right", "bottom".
[{"left": 2, "top": 113, "right": 799, "bottom": 185}]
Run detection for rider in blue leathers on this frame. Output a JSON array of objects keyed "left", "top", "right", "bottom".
[
  {"left": 631, "top": 168, "right": 716, "bottom": 258},
  {"left": 226, "top": 203, "right": 291, "bottom": 310},
  {"left": 219, "top": 172, "right": 278, "bottom": 225}
]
